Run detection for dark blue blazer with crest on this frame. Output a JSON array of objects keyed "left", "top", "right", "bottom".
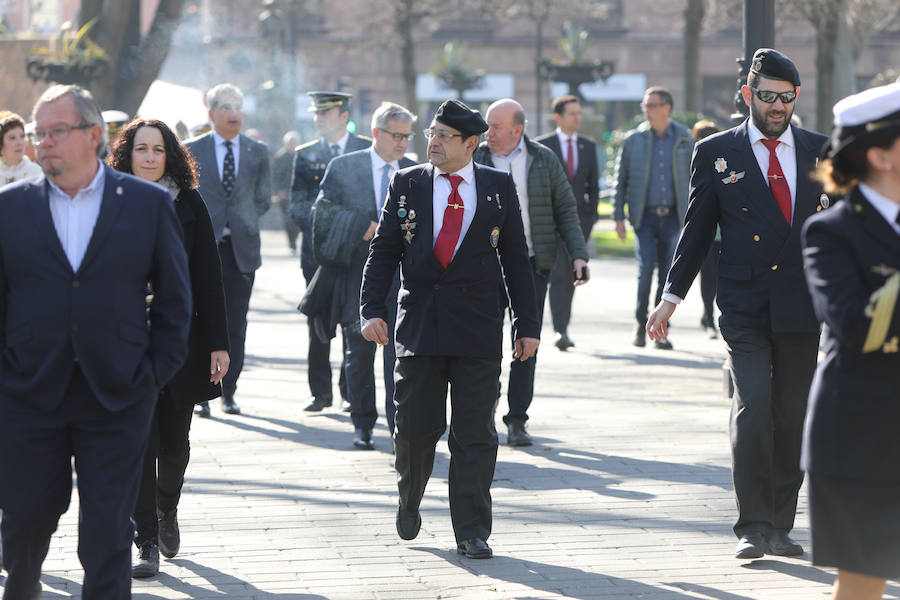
[
  {"left": 360, "top": 162, "right": 539, "bottom": 359},
  {"left": 665, "top": 121, "right": 828, "bottom": 333},
  {"left": 0, "top": 165, "right": 192, "bottom": 412}
]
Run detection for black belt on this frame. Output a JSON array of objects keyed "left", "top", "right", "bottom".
[{"left": 646, "top": 206, "right": 673, "bottom": 216}]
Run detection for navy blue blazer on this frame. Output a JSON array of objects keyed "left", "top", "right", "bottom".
[
  {"left": 665, "top": 121, "right": 828, "bottom": 333},
  {"left": 0, "top": 165, "right": 192, "bottom": 412},
  {"left": 360, "top": 162, "right": 539, "bottom": 359},
  {"left": 801, "top": 187, "right": 900, "bottom": 481}
]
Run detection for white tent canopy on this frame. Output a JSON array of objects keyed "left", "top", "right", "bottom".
[{"left": 137, "top": 80, "right": 209, "bottom": 133}]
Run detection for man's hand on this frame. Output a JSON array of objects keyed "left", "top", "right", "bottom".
[
  {"left": 363, "top": 221, "right": 378, "bottom": 241},
  {"left": 614, "top": 219, "right": 627, "bottom": 241},
  {"left": 361, "top": 317, "right": 389, "bottom": 346},
  {"left": 646, "top": 300, "right": 677, "bottom": 341},
  {"left": 209, "top": 350, "right": 230, "bottom": 384},
  {"left": 514, "top": 337, "right": 540, "bottom": 362},
  {"left": 573, "top": 258, "right": 590, "bottom": 286}
]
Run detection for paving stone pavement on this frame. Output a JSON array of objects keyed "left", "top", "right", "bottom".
[{"left": 9, "top": 230, "right": 900, "bottom": 599}]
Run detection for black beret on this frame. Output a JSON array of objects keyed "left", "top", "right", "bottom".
[
  {"left": 750, "top": 48, "right": 800, "bottom": 87},
  {"left": 307, "top": 91, "right": 351, "bottom": 112},
  {"left": 434, "top": 99, "right": 488, "bottom": 137}
]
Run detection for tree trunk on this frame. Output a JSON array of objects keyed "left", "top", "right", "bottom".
[
  {"left": 813, "top": 6, "right": 840, "bottom": 133},
  {"left": 683, "top": 0, "right": 705, "bottom": 113},
  {"left": 396, "top": 0, "right": 425, "bottom": 159}
]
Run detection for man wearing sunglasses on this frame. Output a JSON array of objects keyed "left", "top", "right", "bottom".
[
  {"left": 647, "top": 48, "right": 828, "bottom": 560},
  {"left": 300, "top": 102, "right": 416, "bottom": 450}
]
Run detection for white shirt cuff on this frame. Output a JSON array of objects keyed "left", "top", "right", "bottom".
[{"left": 662, "top": 292, "right": 683, "bottom": 305}]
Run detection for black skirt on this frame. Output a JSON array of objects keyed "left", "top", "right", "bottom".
[{"left": 809, "top": 473, "right": 900, "bottom": 579}]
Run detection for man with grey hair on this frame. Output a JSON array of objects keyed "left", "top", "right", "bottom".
[
  {"left": 0, "top": 84, "right": 191, "bottom": 598},
  {"left": 186, "top": 83, "right": 271, "bottom": 417},
  {"left": 473, "top": 98, "right": 589, "bottom": 447},
  {"left": 300, "top": 101, "right": 416, "bottom": 449}
]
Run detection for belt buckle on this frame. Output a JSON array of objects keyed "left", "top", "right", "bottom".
[{"left": 655, "top": 206, "right": 671, "bottom": 216}]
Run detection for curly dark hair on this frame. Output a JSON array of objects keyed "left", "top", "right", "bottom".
[
  {"left": 0, "top": 112, "right": 26, "bottom": 153},
  {"left": 107, "top": 119, "right": 198, "bottom": 189}
]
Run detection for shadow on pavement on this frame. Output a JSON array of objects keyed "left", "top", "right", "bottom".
[
  {"left": 662, "top": 581, "right": 756, "bottom": 599},
  {"left": 414, "top": 546, "right": 696, "bottom": 599},
  {"left": 588, "top": 351, "right": 724, "bottom": 370},
  {"left": 743, "top": 559, "right": 900, "bottom": 596}
]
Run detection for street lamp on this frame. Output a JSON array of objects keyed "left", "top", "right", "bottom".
[{"left": 731, "top": 0, "right": 774, "bottom": 121}]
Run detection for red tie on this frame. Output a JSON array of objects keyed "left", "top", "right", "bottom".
[
  {"left": 761, "top": 139, "right": 792, "bottom": 224},
  {"left": 433, "top": 173, "right": 464, "bottom": 268},
  {"left": 566, "top": 138, "right": 575, "bottom": 180}
]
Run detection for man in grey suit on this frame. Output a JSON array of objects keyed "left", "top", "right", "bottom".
[
  {"left": 302, "top": 102, "right": 416, "bottom": 449},
  {"left": 186, "top": 83, "right": 271, "bottom": 417}
]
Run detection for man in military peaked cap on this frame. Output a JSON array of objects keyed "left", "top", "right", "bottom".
[
  {"left": 290, "top": 91, "right": 370, "bottom": 414},
  {"left": 360, "top": 99, "right": 539, "bottom": 559},
  {"left": 647, "top": 48, "right": 829, "bottom": 560}
]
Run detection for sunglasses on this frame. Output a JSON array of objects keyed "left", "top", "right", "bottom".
[{"left": 750, "top": 87, "right": 797, "bottom": 104}]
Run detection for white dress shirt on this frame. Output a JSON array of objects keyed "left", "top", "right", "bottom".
[
  {"left": 370, "top": 148, "right": 399, "bottom": 216},
  {"left": 328, "top": 131, "right": 350, "bottom": 156},
  {"left": 747, "top": 119, "right": 798, "bottom": 221},
  {"left": 556, "top": 128, "right": 579, "bottom": 174},
  {"left": 432, "top": 160, "right": 477, "bottom": 259},
  {"left": 491, "top": 136, "right": 532, "bottom": 254},
  {"left": 48, "top": 160, "right": 105, "bottom": 272},
  {"left": 859, "top": 182, "right": 900, "bottom": 235},
  {"left": 213, "top": 131, "right": 240, "bottom": 180}
]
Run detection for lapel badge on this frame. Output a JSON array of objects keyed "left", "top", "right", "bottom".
[
  {"left": 884, "top": 336, "right": 899, "bottom": 354},
  {"left": 819, "top": 193, "right": 830, "bottom": 209},
  {"left": 714, "top": 158, "right": 727, "bottom": 173},
  {"left": 490, "top": 226, "right": 500, "bottom": 248},
  {"left": 495, "top": 193, "right": 501, "bottom": 209},
  {"left": 400, "top": 220, "right": 417, "bottom": 232},
  {"left": 398, "top": 207, "right": 407, "bottom": 218},
  {"left": 408, "top": 209, "right": 416, "bottom": 220},
  {"left": 404, "top": 231, "right": 414, "bottom": 243},
  {"left": 722, "top": 171, "right": 745, "bottom": 185},
  {"left": 399, "top": 194, "right": 407, "bottom": 204},
  {"left": 871, "top": 264, "right": 897, "bottom": 277},
  {"left": 116, "top": 186, "right": 123, "bottom": 195}
]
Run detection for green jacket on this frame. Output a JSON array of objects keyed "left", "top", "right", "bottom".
[{"left": 474, "top": 136, "right": 588, "bottom": 273}]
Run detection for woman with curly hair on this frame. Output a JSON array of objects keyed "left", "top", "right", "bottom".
[
  {"left": 0, "top": 112, "right": 42, "bottom": 185},
  {"left": 108, "top": 119, "right": 230, "bottom": 578}
]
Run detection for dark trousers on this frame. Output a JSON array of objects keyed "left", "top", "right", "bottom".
[
  {"left": 0, "top": 366, "right": 156, "bottom": 599},
  {"left": 133, "top": 390, "right": 194, "bottom": 546},
  {"left": 633, "top": 211, "right": 680, "bottom": 325},
  {"left": 303, "top": 266, "right": 347, "bottom": 402},
  {"left": 720, "top": 325, "right": 819, "bottom": 538},
  {"left": 548, "top": 216, "right": 593, "bottom": 334},
  {"left": 219, "top": 238, "right": 255, "bottom": 399},
  {"left": 504, "top": 260, "right": 549, "bottom": 425},
  {"left": 382, "top": 275, "right": 400, "bottom": 434},
  {"left": 343, "top": 320, "right": 378, "bottom": 430},
  {"left": 394, "top": 356, "right": 501, "bottom": 542},
  {"left": 699, "top": 241, "right": 721, "bottom": 326}
]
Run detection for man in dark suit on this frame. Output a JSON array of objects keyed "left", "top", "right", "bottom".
[
  {"left": 303, "top": 101, "right": 416, "bottom": 449},
  {"left": 536, "top": 95, "right": 599, "bottom": 351},
  {"left": 290, "top": 92, "right": 371, "bottom": 413},
  {"left": 0, "top": 85, "right": 191, "bottom": 599},
  {"left": 360, "top": 100, "right": 539, "bottom": 559},
  {"left": 647, "top": 49, "right": 828, "bottom": 559},
  {"left": 186, "top": 83, "right": 271, "bottom": 417}
]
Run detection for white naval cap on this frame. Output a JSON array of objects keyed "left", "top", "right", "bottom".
[{"left": 826, "top": 82, "right": 900, "bottom": 159}]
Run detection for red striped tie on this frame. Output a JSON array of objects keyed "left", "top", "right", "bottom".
[{"left": 433, "top": 173, "right": 464, "bottom": 268}]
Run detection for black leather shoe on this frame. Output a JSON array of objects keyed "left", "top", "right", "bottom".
[
  {"left": 553, "top": 332, "right": 575, "bottom": 351},
  {"left": 766, "top": 531, "right": 803, "bottom": 556},
  {"left": 303, "top": 396, "right": 332, "bottom": 412},
  {"left": 457, "top": 537, "right": 493, "bottom": 559},
  {"left": 132, "top": 541, "right": 159, "bottom": 578},
  {"left": 507, "top": 420, "right": 533, "bottom": 447},
  {"left": 158, "top": 508, "right": 180, "bottom": 558},
  {"left": 221, "top": 396, "right": 241, "bottom": 414},
  {"left": 396, "top": 507, "right": 421, "bottom": 540},
  {"left": 654, "top": 337, "right": 674, "bottom": 350},
  {"left": 353, "top": 427, "right": 375, "bottom": 450},
  {"left": 194, "top": 402, "right": 210, "bottom": 418},
  {"left": 734, "top": 533, "right": 765, "bottom": 559},
  {"left": 632, "top": 324, "right": 646, "bottom": 347}
]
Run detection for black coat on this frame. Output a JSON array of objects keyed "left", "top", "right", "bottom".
[
  {"left": 166, "top": 187, "right": 230, "bottom": 404},
  {"left": 801, "top": 187, "right": 900, "bottom": 481},
  {"left": 665, "top": 121, "right": 829, "bottom": 333},
  {"left": 361, "top": 162, "right": 540, "bottom": 359},
  {"left": 534, "top": 132, "right": 599, "bottom": 233}
]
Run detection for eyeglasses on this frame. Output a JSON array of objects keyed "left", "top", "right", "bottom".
[
  {"left": 423, "top": 128, "right": 463, "bottom": 142},
  {"left": 29, "top": 123, "right": 93, "bottom": 144},
  {"left": 750, "top": 87, "right": 797, "bottom": 104},
  {"left": 378, "top": 127, "right": 415, "bottom": 142}
]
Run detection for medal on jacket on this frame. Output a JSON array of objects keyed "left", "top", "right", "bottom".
[
  {"left": 397, "top": 194, "right": 408, "bottom": 218},
  {"left": 722, "top": 170, "right": 745, "bottom": 184},
  {"left": 714, "top": 158, "right": 727, "bottom": 173},
  {"left": 490, "top": 226, "right": 500, "bottom": 248}
]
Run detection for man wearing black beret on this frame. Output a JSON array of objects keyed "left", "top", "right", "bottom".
[
  {"left": 360, "top": 99, "right": 540, "bottom": 558},
  {"left": 647, "top": 48, "right": 829, "bottom": 559}
]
